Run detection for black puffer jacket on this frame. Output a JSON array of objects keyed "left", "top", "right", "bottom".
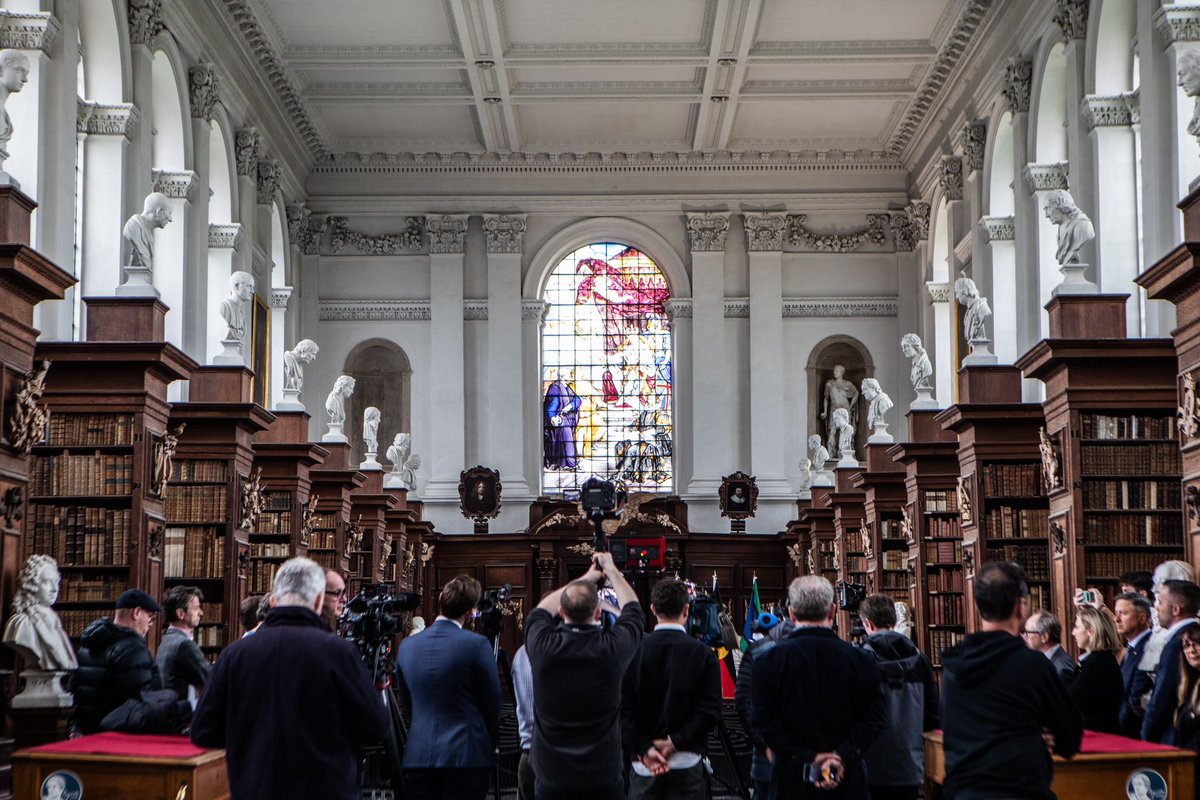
[{"left": 71, "top": 618, "right": 163, "bottom": 733}]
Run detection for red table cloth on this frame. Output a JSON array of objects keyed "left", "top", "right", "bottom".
[{"left": 24, "top": 732, "right": 210, "bottom": 759}]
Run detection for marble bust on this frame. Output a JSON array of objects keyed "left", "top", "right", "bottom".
[
  {"left": 900, "top": 333, "right": 932, "bottom": 391},
  {"left": 1043, "top": 189, "right": 1095, "bottom": 266},
  {"left": 831, "top": 406, "right": 856, "bottom": 464},
  {"left": 3, "top": 555, "right": 77, "bottom": 672},
  {"left": 283, "top": 339, "right": 319, "bottom": 393},
  {"left": 807, "top": 433, "right": 830, "bottom": 468},
  {"left": 385, "top": 432, "right": 421, "bottom": 491},
  {"left": 123, "top": 192, "right": 173, "bottom": 269},
  {"left": 0, "top": 49, "right": 30, "bottom": 183},
  {"left": 325, "top": 375, "right": 356, "bottom": 427},
  {"left": 221, "top": 271, "right": 255, "bottom": 346},
  {"left": 1179, "top": 49, "right": 1200, "bottom": 145},
  {"left": 954, "top": 273, "right": 992, "bottom": 343},
  {"left": 363, "top": 407, "right": 380, "bottom": 454}
]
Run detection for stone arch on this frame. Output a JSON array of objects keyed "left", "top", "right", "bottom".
[
  {"left": 1088, "top": 0, "right": 1136, "bottom": 95},
  {"left": 79, "top": 0, "right": 130, "bottom": 103},
  {"left": 343, "top": 339, "right": 414, "bottom": 467},
  {"left": 1030, "top": 37, "right": 1068, "bottom": 164},
  {"left": 805, "top": 335, "right": 874, "bottom": 461}
]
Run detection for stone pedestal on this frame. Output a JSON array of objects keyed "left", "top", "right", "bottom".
[
  {"left": 277, "top": 387, "right": 304, "bottom": 411},
  {"left": 1052, "top": 262, "right": 1098, "bottom": 296},
  {"left": 10, "top": 670, "right": 71, "bottom": 709},
  {"left": 115, "top": 265, "right": 158, "bottom": 298},
  {"left": 322, "top": 423, "right": 348, "bottom": 443}
]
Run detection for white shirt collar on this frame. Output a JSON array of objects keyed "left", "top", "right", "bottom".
[
  {"left": 1128, "top": 628, "right": 1152, "bottom": 648},
  {"left": 1166, "top": 617, "right": 1198, "bottom": 639},
  {"left": 654, "top": 623, "right": 687, "bottom": 633},
  {"left": 435, "top": 615, "right": 463, "bottom": 629}
]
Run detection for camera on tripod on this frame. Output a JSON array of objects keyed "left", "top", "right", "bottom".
[
  {"left": 475, "top": 584, "right": 511, "bottom": 641},
  {"left": 339, "top": 583, "right": 421, "bottom": 682},
  {"left": 579, "top": 476, "right": 624, "bottom": 515},
  {"left": 837, "top": 581, "right": 867, "bottom": 612}
]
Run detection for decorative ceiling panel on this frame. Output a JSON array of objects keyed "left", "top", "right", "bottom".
[
  {"left": 729, "top": 99, "right": 906, "bottom": 149},
  {"left": 501, "top": 0, "right": 710, "bottom": 45},
  {"left": 756, "top": 0, "right": 960, "bottom": 42},
  {"left": 264, "top": 0, "right": 452, "bottom": 47},
  {"left": 517, "top": 102, "right": 693, "bottom": 151},
  {"left": 321, "top": 104, "right": 483, "bottom": 149}
]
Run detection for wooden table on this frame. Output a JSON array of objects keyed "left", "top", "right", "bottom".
[
  {"left": 13, "top": 733, "right": 229, "bottom": 800},
  {"left": 925, "top": 731, "right": 1194, "bottom": 800}
]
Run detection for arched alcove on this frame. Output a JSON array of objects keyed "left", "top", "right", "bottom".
[
  {"left": 1090, "top": 0, "right": 1136, "bottom": 95},
  {"left": 267, "top": 202, "right": 289, "bottom": 408},
  {"left": 805, "top": 335, "right": 874, "bottom": 461},
  {"left": 1031, "top": 39, "right": 1069, "bottom": 336},
  {"left": 79, "top": 0, "right": 129, "bottom": 103},
  {"left": 929, "top": 197, "right": 953, "bottom": 405},
  {"left": 343, "top": 339, "right": 413, "bottom": 467},
  {"left": 987, "top": 109, "right": 1018, "bottom": 360},
  {"left": 151, "top": 46, "right": 189, "bottom": 354}
]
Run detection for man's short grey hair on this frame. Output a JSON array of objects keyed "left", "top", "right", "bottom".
[
  {"left": 272, "top": 557, "right": 326, "bottom": 607},
  {"left": 1029, "top": 609, "right": 1061, "bottom": 643},
  {"left": 787, "top": 575, "right": 835, "bottom": 622}
]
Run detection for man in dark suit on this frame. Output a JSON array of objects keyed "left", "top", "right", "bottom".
[
  {"left": 1023, "top": 609, "right": 1077, "bottom": 684},
  {"left": 750, "top": 576, "right": 886, "bottom": 800},
  {"left": 620, "top": 578, "right": 722, "bottom": 799},
  {"left": 395, "top": 575, "right": 501, "bottom": 799},
  {"left": 1142, "top": 580, "right": 1200, "bottom": 743},
  {"left": 1113, "top": 592, "right": 1154, "bottom": 738}
]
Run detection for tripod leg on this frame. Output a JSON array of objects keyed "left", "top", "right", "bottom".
[{"left": 717, "top": 718, "right": 751, "bottom": 799}]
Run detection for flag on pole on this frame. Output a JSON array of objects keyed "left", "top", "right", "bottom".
[{"left": 740, "top": 575, "right": 761, "bottom": 651}]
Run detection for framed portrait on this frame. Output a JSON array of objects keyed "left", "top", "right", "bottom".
[
  {"left": 719, "top": 471, "right": 758, "bottom": 519},
  {"left": 459, "top": 465, "right": 502, "bottom": 522}
]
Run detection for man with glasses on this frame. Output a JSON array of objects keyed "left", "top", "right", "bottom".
[
  {"left": 323, "top": 569, "right": 348, "bottom": 632},
  {"left": 1022, "top": 609, "right": 1077, "bottom": 684}
]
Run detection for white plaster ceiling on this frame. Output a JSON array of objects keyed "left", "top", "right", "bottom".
[{"left": 251, "top": 0, "right": 977, "bottom": 157}]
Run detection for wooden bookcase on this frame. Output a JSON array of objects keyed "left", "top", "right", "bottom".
[
  {"left": 308, "top": 443, "right": 366, "bottom": 582},
  {"left": 348, "top": 471, "right": 398, "bottom": 595},
  {"left": 850, "top": 444, "right": 908, "bottom": 605},
  {"left": 1018, "top": 295, "right": 1181, "bottom": 618},
  {"left": 937, "top": 366, "right": 1050, "bottom": 630},
  {"left": 782, "top": 495, "right": 813, "bottom": 586},
  {"left": 829, "top": 467, "right": 867, "bottom": 638}
]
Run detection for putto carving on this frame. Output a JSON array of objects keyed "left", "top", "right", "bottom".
[
  {"left": 957, "top": 475, "right": 973, "bottom": 526},
  {"left": 1182, "top": 372, "right": 1200, "bottom": 445},
  {"left": 426, "top": 215, "right": 468, "bottom": 254},
  {"left": 8, "top": 360, "right": 49, "bottom": 456},
  {"left": 961, "top": 121, "right": 986, "bottom": 172},
  {"left": 685, "top": 212, "right": 730, "bottom": 253},
  {"left": 482, "top": 214, "right": 526, "bottom": 253},
  {"left": 256, "top": 158, "right": 279, "bottom": 203},
  {"left": 743, "top": 213, "right": 788, "bottom": 252},
  {"left": 1054, "top": 0, "right": 1089, "bottom": 43},
  {"left": 1039, "top": 428, "right": 1062, "bottom": 492},
  {"left": 940, "top": 156, "right": 964, "bottom": 200},
  {"left": 240, "top": 467, "right": 264, "bottom": 532},
  {"left": 234, "top": 128, "right": 262, "bottom": 177},
  {"left": 127, "top": 0, "right": 163, "bottom": 46},
  {"left": 787, "top": 214, "right": 888, "bottom": 252},
  {"left": 1004, "top": 59, "right": 1033, "bottom": 114},
  {"left": 151, "top": 424, "right": 184, "bottom": 499},
  {"left": 188, "top": 64, "right": 219, "bottom": 121},
  {"left": 0, "top": 486, "right": 21, "bottom": 529},
  {"left": 786, "top": 543, "right": 803, "bottom": 568},
  {"left": 1050, "top": 520, "right": 1066, "bottom": 555},
  {"left": 327, "top": 216, "right": 424, "bottom": 256},
  {"left": 300, "top": 493, "right": 317, "bottom": 548},
  {"left": 419, "top": 541, "right": 435, "bottom": 563},
  {"left": 1188, "top": 486, "right": 1200, "bottom": 524}
]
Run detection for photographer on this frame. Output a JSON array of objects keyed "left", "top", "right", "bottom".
[
  {"left": 525, "top": 551, "right": 644, "bottom": 800},
  {"left": 394, "top": 575, "right": 500, "bottom": 800}
]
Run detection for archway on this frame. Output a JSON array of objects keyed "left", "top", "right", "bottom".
[
  {"left": 343, "top": 339, "right": 413, "bottom": 468},
  {"left": 805, "top": 335, "right": 875, "bottom": 461}
]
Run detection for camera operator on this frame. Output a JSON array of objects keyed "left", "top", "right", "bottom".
[
  {"left": 525, "top": 551, "right": 644, "bottom": 800},
  {"left": 394, "top": 575, "right": 501, "bottom": 800}
]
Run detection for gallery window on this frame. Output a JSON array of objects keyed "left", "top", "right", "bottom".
[{"left": 541, "top": 243, "right": 673, "bottom": 494}]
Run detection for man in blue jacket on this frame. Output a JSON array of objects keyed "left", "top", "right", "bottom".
[
  {"left": 1142, "top": 579, "right": 1200, "bottom": 743},
  {"left": 395, "top": 574, "right": 501, "bottom": 800},
  {"left": 191, "top": 558, "right": 388, "bottom": 800}
]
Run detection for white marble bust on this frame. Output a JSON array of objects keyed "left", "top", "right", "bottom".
[
  {"left": 123, "top": 192, "right": 173, "bottom": 269},
  {"left": 325, "top": 375, "right": 356, "bottom": 427},
  {"left": 283, "top": 339, "right": 319, "bottom": 392},
  {"left": 954, "top": 274, "right": 992, "bottom": 343},
  {"left": 1043, "top": 189, "right": 1095, "bottom": 266},
  {"left": 220, "top": 271, "right": 255, "bottom": 345},
  {"left": 861, "top": 378, "right": 893, "bottom": 430},
  {"left": 2, "top": 555, "right": 77, "bottom": 671},
  {"left": 1180, "top": 49, "right": 1200, "bottom": 144},
  {"left": 0, "top": 49, "right": 30, "bottom": 182},
  {"left": 363, "top": 406, "right": 381, "bottom": 454},
  {"left": 900, "top": 333, "right": 932, "bottom": 392}
]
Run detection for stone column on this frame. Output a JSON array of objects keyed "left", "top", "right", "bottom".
[
  {"left": 981, "top": 216, "right": 1017, "bottom": 361},
  {"left": 926, "top": 281, "right": 952, "bottom": 406},
  {"left": 483, "top": 214, "right": 529, "bottom": 501},
  {"left": 1060, "top": 8, "right": 1096, "bottom": 265},
  {"left": 149, "top": 169, "right": 197, "bottom": 350},
  {"left": 185, "top": 63, "right": 218, "bottom": 359},
  {"left": 425, "top": 215, "right": 469, "bottom": 500},
  {"left": 521, "top": 299, "right": 549, "bottom": 493},
  {"left": 77, "top": 102, "right": 139, "bottom": 315},
  {"left": 269, "top": 286, "right": 292, "bottom": 409},
  {"left": 125, "top": 2, "right": 159, "bottom": 217},
  {"left": 206, "top": 223, "right": 242, "bottom": 361},
  {"left": 743, "top": 212, "right": 789, "bottom": 496},
  {"left": 961, "top": 121, "right": 989, "bottom": 299},
  {"left": 664, "top": 297, "right": 692, "bottom": 493},
  {"left": 232, "top": 128, "right": 261, "bottom": 273},
  {"left": 684, "top": 212, "right": 729, "bottom": 498}
]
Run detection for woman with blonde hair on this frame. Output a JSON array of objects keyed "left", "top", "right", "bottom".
[{"left": 1067, "top": 605, "right": 1123, "bottom": 732}]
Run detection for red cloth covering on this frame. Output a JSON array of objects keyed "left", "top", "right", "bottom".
[
  {"left": 24, "top": 732, "right": 209, "bottom": 759},
  {"left": 721, "top": 657, "right": 736, "bottom": 700},
  {"left": 1079, "top": 730, "right": 1181, "bottom": 754}
]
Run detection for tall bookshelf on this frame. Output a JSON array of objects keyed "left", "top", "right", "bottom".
[
  {"left": 830, "top": 467, "right": 867, "bottom": 639},
  {"left": 384, "top": 485, "right": 422, "bottom": 591},
  {"left": 308, "top": 443, "right": 366, "bottom": 582},
  {"left": 348, "top": 471, "right": 398, "bottom": 595},
  {"left": 782, "top": 495, "right": 814, "bottom": 585},
  {"left": 850, "top": 444, "right": 908, "bottom": 604},
  {"left": 937, "top": 366, "right": 1051, "bottom": 630},
  {"left": 1018, "top": 294, "right": 1182, "bottom": 620}
]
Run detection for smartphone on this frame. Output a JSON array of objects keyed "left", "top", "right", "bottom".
[{"left": 1080, "top": 589, "right": 1097, "bottom": 605}]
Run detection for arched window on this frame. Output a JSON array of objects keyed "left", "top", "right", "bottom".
[{"left": 541, "top": 243, "right": 672, "bottom": 494}]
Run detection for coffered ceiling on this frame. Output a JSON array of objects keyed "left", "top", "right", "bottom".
[{"left": 241, "top": 0, "right": 991, "bottom": 160}]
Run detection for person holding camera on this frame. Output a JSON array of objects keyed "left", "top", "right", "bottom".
[
  {"left": 525, "top": 550, "right": 644, "bottom": 800},
  {"left": 394, "top": 574, "right": 501, "bottom": 800},
  {"left": 749, "top": 576, "right": 886, "bottom": 800}
]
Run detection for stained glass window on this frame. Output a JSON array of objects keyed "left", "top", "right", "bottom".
[{"left": 541, "top": 243, "right": 673, "bottom": 494}]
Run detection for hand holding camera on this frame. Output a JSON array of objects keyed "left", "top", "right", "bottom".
[{"left": 804, "top": 752, "right": 843, "bottom": 790}]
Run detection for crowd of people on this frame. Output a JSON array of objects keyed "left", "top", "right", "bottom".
[{"left": 51, "top": 553, "right": 1200, "bottom": 799}]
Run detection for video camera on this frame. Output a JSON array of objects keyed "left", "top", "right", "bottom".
[
  {"left": 837, "top": 581, "right": 866, "bottom": 612},
  {"left": 339, "top": 583, "right": 421, "bottom": 683},
  {"left": 475, "top": 584, "right": 511, "bottom": 642},
  {"left": 575, "top": 476, "right": 627, "bottom": 553}
]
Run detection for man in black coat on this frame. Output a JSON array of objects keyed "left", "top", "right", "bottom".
[
  {"left": 735, "top": 613, "right": 794, "bottom": 799},
  {"left": 750, "top": 576, "right": 886, "bottom": 800},
  {"left": 1142, "top": 579, "right": 1200, "bottom": 743},
  {"left": 620, "top": 578, "right": 722, "bottom": 799},
  {"left": 191, "top": 557, "right": 388, "bottom": 800},
  {"left": 941, "top": 562, "right": 1082, "bottom": 800}
]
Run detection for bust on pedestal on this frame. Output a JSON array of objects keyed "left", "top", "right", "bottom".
[
  {"left": 360, "top": 407, "right": 382, "bottom": 470},
  {"left": 278, "top": 339, "right": 319, "bottom": 411},
  {"left": 955, "top": 272, "right": 996, "bottom": 365},
  {"left": 2, "top": 555, "right": 76, "bottom": 708},
  {"left": 0, "top": 49, "right": 30, "bottom": 186},
  {"left": 901, "top": 333, "right": 936, "bottom": 410},
  {"left": 385, "top": 432, "right": 421, "bottom": 492},
  {"left": 807, "top": 434, "right": 833, "bottom": 487},
  {"left": 862, "top": 378, "right": 894, "bottom": 444},
  {"left": 1043, "top": 189, "right": 1097, "bottom": 295},
  {"left": 323, "top": 375, "right": 356, "bottom": 442},
  {"left": 118, "top": 192, "right": 173, "bottom": 297},
  {"left": 214, "top": 271, "right": 255, "bottom": 365}
]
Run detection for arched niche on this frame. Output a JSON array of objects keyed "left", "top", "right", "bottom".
[
  {"left": 805, "top": 335, "right": 874, "bottom": 461},
  {"left": 79, "top": 0, "right": 129, "bottom": 103},
  {"left": 343, "top": 339, "right": 413, "bottom": 467}
]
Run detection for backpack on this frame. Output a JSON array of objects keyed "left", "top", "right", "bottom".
[{"left": 860, "top": 638, "right": 927, "bottom": 786}]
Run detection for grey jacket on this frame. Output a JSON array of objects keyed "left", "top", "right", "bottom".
[{"left": 155, "top": 626, "right": 211, "bottom": 701}]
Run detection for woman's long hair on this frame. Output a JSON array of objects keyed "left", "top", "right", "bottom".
[{"left": 1176, "top": 624, "right": 1200, "bottom": 723}]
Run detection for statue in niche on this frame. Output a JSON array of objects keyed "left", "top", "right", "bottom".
[
  {"left": 325, "top": 375, "right": 356, "bottom": 428},
  {"left": 0, "top": 49, "right": 30, "bottom": 182},
  {"left": 3, "top": 555, "right": 77, "bottom": 672},
  {"left": 954, "top": 272, "right": 992, "bottom": 344},
  {"left": 1043, "top": 189, "right": 1095, "bottom": 267},
  {"left": 1179, "top": 49, "right": 1200, "bottom": 146},
  {"left": 283, "top": 339, "right": 319, "bottom": 393},
  {"left": 821, "top": 365, "right": 859, "bottom": 456},
  {"left": 220, "top": 271, "right": 256, "bottom": 349},
  {"left": 831, "top": 407, "right": 855, "bottom": 463}
]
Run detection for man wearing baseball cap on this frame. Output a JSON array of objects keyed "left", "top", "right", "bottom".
[{"left": 73, "top": 588, "right": 190, "bottom": 734}]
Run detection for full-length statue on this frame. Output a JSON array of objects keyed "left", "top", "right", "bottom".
[
  {"left": 821, "top": 365, "right": 859, "bottom": 456},
  {"left": 279, "top": 339, "right": 319, "bottom": 411},
  {"left": 1043, "top": 189, "right": 1095, "bottom": 267},
  {"left": 323, "top": 375, "right": 356, "bottom": 443},
  {"left": 119, "top": 192, "right": 173, "bottom": 296},
  {"left": 0, "top": 49, "right": 30, "bottom": 184}
]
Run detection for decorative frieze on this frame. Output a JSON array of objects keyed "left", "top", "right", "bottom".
[
  {"left": 1081, "top": 93, "right": 1139, "bottom": 130},
  {"left": 685, "top": 212, "right": 730, "bottom": 253},
  {"left": 0, "top": 10, "right": 60, "bottom": 53},
  {"left": 1022, "top": 162, "right": 1070, "bottom": 193},
  {"left": 270, "top": 287, "right": 292, "bottom": 309},
  {"left": 782, "top": 296, "right": 898, "bottom": 318},
  {"left": 724, "top": 298, "right": 750, "bottom": 318},
  {"left": 77, "top": 101, "right": 140, "bottom": 137},
  {"left": 743, "top": 213, "right": 788, "bottom": 252},
  {"left": 300, "top": 216, "right": 326, "bottom": 255},
  {"left": 908, "top": 201, "right": 931, "bottom": 240},
  {"left": 151, "top": 169, "right": 199, "bottom": 202},
  {"left": 980, "top": 216, "right": 1015, "bottom": 242},
  {"left": 189, "top": 64, "right": 219, "bottom": 121},
  {"left": 256, "top": 158, "right": 280, "bottom": 203},
  {"left": 426, "top": 215, "right": 469, "bottom": 254},
  {"left": 940, "top": 156, "right": 964, "bottom": 201},
  {"left": 235, "top": 128, "right": 262, "bottom": 177},
  {"left": 1053, "top": 0, "right": 1089, "bottom": 43},
  {"left": 319, "top": 300, "right": 431, "bottom": 321},
  {"left": 961, "top": 121, "right": 986, "bottom": 172},
  {"left": 787, "top": 214, "right": 888, "bottom": 253},
  {"left": 522, "top": 299, "right": 550, "bottom": 323},
  {"left": 127, "top": 0, "right": 164, "bottom": 46},
  {"left": 463, "top": 299, "right": 488, "bottom": 320},
  {"left": 1003, "top": 59, "right": 1033, "bottom": 114},
  {"left": 327, "top": 216, "right": 424, "bottom": 256},
  {"left": 1154, "top": 4, "right": 1200, "bottom": 45},
  {"left": 482, "top": 214, "right": 526, "bottom": 254},
  {"left": 208, "top": 223, "right": 242, "bottom": 249},
  {"left": 926, "top": 282, "right": 951, "bottom": 303},
  {"left": 663, "top": 299, "right": 693, "bottom": 320},
  {"left": 285, "top": 205, "right": 311, "bottom": 247}
]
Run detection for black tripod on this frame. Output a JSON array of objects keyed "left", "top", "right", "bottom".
[
  {"left": 487, "top": 633, "right": 514, "bottom": 800},
  {"left": 358, "top": 640, "right": 407, "bottom": 799}
]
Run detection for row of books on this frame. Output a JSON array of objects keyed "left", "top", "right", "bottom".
[
  {"left": 880, "top": 572, "right": 908, "bottom": 590},
  {"left": 927, "top": 568, "right": 964, "bottom": 592},
  {"left": 1081, "top": 514, "right": 1184, "bottom": 546},
  {"left": 262, "top": 491, "right": 292, "bottom": 512},
  {"left": 1084, "top": 550, "right": 1182, "bottom": 576},
  {"left": 1029, "top": 585, "right": 1049, "bottom": 610},
  {"left": 985, "top": 507, "right": 1049, "bottom": 539},
  {"left": 879, "top": 587, "right": 909, "bottom": 603},
  {"left": 30, "top": 453, "right": 134, "bottom": 496},
  {"left": 929, "top": 630, "right": 964, "bottom": 666},
  {"left": 879, "top": 519, "right": 904, "bottom": 539},
  {"left": 846, "top": 556, "right": 867, "bottom": 573},
  {"left": 844, "top": 530, "right": 868, "bottom": 553},
  {"left": 171, "top": 459, "right": 229, "bottom": 483},
  {"left": 250, "top": 542, "right": 290, "bottom": 558},
  {"left": 195, "top": 625, "right": 226, "bottom": 649},
  {"left": 28, "top": 504, "right": 131, "bottom": 565},
  {"left": 256, "top": 512, "right": 294, "bottom": 536},
  {"left": 163, "top": 528, "right": 225, "bottom": 579},
  {"left": 882, "top": 551, "right": 907, "bottom": 570},
  {"left": 818, "top": 553, "right": 836, "bottom": 571},
  {"left": 924, "top": 490, "right": 957, "bottom": 512},
  {"left": 45, "top": 413, "right": 136, "bottom": 447},
  {"left": 1081, "top": 480, "right": 1182, "bottom": 510},
  {"left": 925, "top": 540, "right": 963, "bottom": 563},
  {"left": 1080, "top": 413, "right": 1177, "bottom": 440},
  {"left": 309, "top": 550, "right": 339, "bottom": 571},
  {"left": 248, "top": 561, "right": 281, "bottom": 594},
  {"left": 58, "top": 575, "right": 127, "bottom": 602},
  {"left": 926, "top": 518, "right": 961, "bottom": 538},
  {"left": 309, "top": 530, "right": 336, "bottom": 549},
  {"left": 981, "top": 463, "right": 1043, "bottom": 497},
  {"left": 986, "top": 545, "right": 1050, "bottom": 580},
  {"left": 927, "top": 595, "right": 964, "bottom": 626},
  {"left": 1079, "top": 444, "right": 1181, "bottom": 476},
  {"left": 165, "top": 485, "right": 228, "bottom": 523},
  {"left": 60, "top": 609, "right": 103, "bottom": 638}
]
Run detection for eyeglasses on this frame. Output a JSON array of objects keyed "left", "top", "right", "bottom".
[
  {"left": 326, "top": 588, "right": 346, "bottom": 598},
  {"left": 1021, "top": 630, "right": 1041, "bottom": 636}
]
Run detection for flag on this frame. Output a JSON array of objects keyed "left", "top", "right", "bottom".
[{"left": 740, "top": 576, "right": 761, "bottom": 652}]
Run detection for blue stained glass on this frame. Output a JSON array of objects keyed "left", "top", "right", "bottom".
[{"left": 541, "top": 243, "right": 673, "bottom": 494}]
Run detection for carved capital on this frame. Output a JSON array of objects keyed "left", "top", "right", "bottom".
[
  {"left": 1003, "top": 58, "right": 1033, "bottom": 114},
  {"left": 664, "top": 299, "right": 693, "bottom": 319},
  {"left": 890, "top": 213, "right": 918, "bottom": 252},
  {"left": 1157, "top": 4, "right": 1200, "bottom": 44},
  {"left": 961, "top": 120, "right": 986, "bottom": 172},
  {"left": 0, "top": 11, "right": 60, "bottom": 53},
  {"left": 926, "top": 281, "right": 951, "bottom": 303},
  {"left": 257, "top": 158, "right": 280, "bottom": 203},
  {"left": 522, "top": 299, "right": 550, "bottom": 323},
  {"left": 907, "top": 201, "right": 931, "bottom": 241},
  {"left": 1022, "top": 162, "right": 1070, "bottom": 193},
  {"left": 235, "top": 128, "right": 262, "bottom": 177},
  {"left": 189, "top": 63, "right": 219, "bottom": 121},
  {"left": 77, "top": 101, "right": 140, "bottom": 137},
  {"left": 208, "top": 223, "right": 243, "bottom": 249},
  {"left": 980, "top": 215, "right": 1015, "bottom": 242},
  {"left": 286, "top": 205, "right": 311, "bottom": 246},
  {"left": 151, "top": 169, "right": 198, "bottom": 201},
  {"left": 127, "top": 0, "right": 164, "bottom": 46},
  {"left": 427, "top": 214, "right": 469, "bottom": 254},
  {"left": 939, "top": 156, "right": 964, "bottom": 200},
  {"left": 743, "top": 212, "right": 788, "bottom": 252},
  {"left": 1081, "top": 92, "right": 1139, "bottom": 130},
  {"left": 463, "top": 299, "right": 488, "bottom": 320},
  {"left": 1054, "top": 0, "right": 1089, "bottom": 42},
  {"left": 685, "top": 212, "right": 730, "bottom": 252},
  {"left": 270, "top": 287, "right": 292, "bottom": 309},
  {"left": 482, "top": 214, "right": 526, "bottom": 253}
]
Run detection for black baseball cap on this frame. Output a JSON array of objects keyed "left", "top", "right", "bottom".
[{"left": 115, "top": 589, "right": 162, "bottom": 613}]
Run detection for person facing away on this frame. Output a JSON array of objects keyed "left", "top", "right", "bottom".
[
  {"left": 191, "top": 557, "right": 388, "bottom": 800},
  {"left": 1113, "top": 592, "right": 1154, "bottom": 738},
  {"left": 512, "top": 643, "right": 536, "bottom": 800},
  {"left": 154, "top": 585, "right": 211, "bottom": 707},
  {"left": 941, "top": 562, "right": 1082, "bottom": 800},
  {"left": 734, "top": 611, "right": 795, "bottom": 799},
  {"left": 856, "top": 593, "right": 939, "bottom": 800},
  {"left": 524, "top": 550, "right": 645, "bottom": 800},
  {"left": 1066, "top": 605, "right": 1124, "bottom": 734},
  {"left": 620, "top": 578, "right": 722, "bottom": 800},
  {"left": 1142, "top": 579, "right": 1200, "bottom": 744},
  {"left": 393, "top": 574, "right": 501, "bottom": 800},
  {"left": 1023, "top": 609, "right": 1078, "bottom": 685},
  {"left": 749, "top": 575, "right": 886, "bottom": 800}
]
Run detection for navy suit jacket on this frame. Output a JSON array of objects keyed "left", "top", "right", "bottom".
[
  {"left": 1143, "top": 621, "right": 1198, "bottom": 744},
  {"left": 395, "top": 619, "right": 501, "bottom": 769},
  {"left": 1119, "top": 631, "right": 1152, "bottom": 739}
]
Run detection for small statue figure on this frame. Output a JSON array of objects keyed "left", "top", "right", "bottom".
[
  {"left": 895, "top": 601, "right": 914, "bottom": 639},
  {"left": 900, "top": 333, "right": 936, "bottom": 408},
  {"left": 957, "top": 475, "right": 973, "bottom": 525},
  {"left": 0, "top": 49, "right": 30, "bottom": 185},
  {"left": 385, "top": 432, "right": 421, "bottom": 491},
  {"left": 9, "top": 360, "right": 50, "bottom": 456},
  {"left": 3, "top": 555, "right": 76, "bottom": 672},
  {"left": 1044, "top": 189, "right": 1096, "bottom": 267},
  {"left": 860, "top": 378, "right": 893, "bottom": 444},
  {"left": 360, "top": 407, "right": 382, "bottom": 471},
  {"left": 798, "top": 458, "right": 814, "bottom": 494},
  {"left": 323, "top": 375, "right": 356, "bottom": 443},
  {"left": 1179, "top": 49, "right": 1200, "bottom": 148},
  {"left": 1039, "top": 427, "right": 1061, "bottom": 492},
  {"left": 821, "top": 365, "right": 859, "bottom": 457},
  {"left": 152, "top": 424, "right": 185, "bottom": 498},
  {"left": 832, "top": 407, "right": 856, "bottom": 466},
  {"left": 954, "top": 272, "right": 993, "bottom": 349},
  {"left": 217, "top": 271, "right": 256, "bottom": 363}
]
